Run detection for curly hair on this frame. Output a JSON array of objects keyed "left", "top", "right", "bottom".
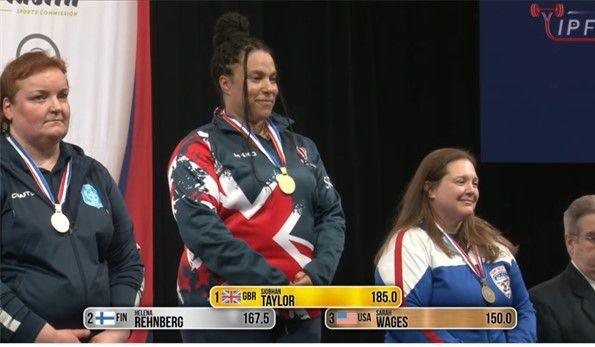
[
  {"left": 210, "top": 13, "right": 298, "bottom": 185},
  {"left": 210, "top": 12, "right": 271, "bottom": 97}
]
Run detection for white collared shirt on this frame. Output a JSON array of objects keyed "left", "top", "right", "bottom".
[{"left": 571, "top": 261, "right": 595, "bottom": 292}]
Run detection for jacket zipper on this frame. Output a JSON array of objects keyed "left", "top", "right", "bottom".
[
  {"left": 69, "top": 233, "right": 89, "bottom": 306},
  {"left": 3, "top": 149, "right": 93, "bottom": 305}
]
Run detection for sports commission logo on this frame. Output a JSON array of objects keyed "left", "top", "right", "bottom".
[
  {"left": 6, "top": 0, "right": 78, "bottom": 6},
  {"left": 530, "top": 2, "right": 595, "bottom": 42}
]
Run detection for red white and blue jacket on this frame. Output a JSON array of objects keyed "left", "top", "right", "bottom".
[
  {"left": 167, "top": 109, "right": 345, "bottom": 318},
  {"left": 375, "top": 225, "right": 536, "bottom": 343}
]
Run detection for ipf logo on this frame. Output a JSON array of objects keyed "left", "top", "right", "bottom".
[{"left": 530, "top": 2, "right": 595, "bottom": 42}]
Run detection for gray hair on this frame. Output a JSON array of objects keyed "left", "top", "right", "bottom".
[{"left": 563, "top": 195, "right": 595, "bottom": 235}]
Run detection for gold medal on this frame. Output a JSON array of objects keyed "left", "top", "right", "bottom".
[
  {"left": 277, "top": 167, "right": 296, "bottom": 195},
  {"left": 218, "top": 113, "right": 297, "bottom": 195},
  {"left": 481, "top": 279, "right": 496, "bottom": 304}
]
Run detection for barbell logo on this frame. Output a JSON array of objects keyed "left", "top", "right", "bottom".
[{"left": 530, "top": 2, "right": 595, "bottom": 42}]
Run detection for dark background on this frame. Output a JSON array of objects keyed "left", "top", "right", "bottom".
[{"left": 151, "top": 1, "right": 595, "bottom": 342}]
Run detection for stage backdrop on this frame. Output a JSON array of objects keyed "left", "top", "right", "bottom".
[
  {"left": 150, "top": 2, "right": 595, "bottom": 343},
  {"left": 481, "top": 0, "right": 595, "bottom": 163},
  {"left": 0, "top": 0, "right": 153, "bottom": 342}
]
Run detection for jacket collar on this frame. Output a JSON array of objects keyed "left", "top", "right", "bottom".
[
  {"left": 211, "top": 107, "right": 295, "bottom": 134},
  {"left": 1, "top": 135, "right": 89, "bottom": 211},
  {"left": 1, "top": 135, "right": 83, "bottom": 171},
  {"left": 565, "top": 263, "right": 595, "bottom": 324}
]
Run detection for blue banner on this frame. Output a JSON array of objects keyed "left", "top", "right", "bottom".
[{"left": 481, "top": 1, "right": 595, "bottom": 163}]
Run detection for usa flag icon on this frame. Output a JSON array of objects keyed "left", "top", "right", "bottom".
[{"left": 336, "top": 311, "right": 357, "bottom": 326}]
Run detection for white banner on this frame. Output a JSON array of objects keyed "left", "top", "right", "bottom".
[{"left": 0, "top": 0, "right": 137, "bottom": 181}]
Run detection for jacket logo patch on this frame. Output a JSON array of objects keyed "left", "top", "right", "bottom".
[
  {"left": 296, "top": 146, "right": 317, "bottom": 168},
  {"left": 81, "top": 184, "right": 103, "bottom": 209},
  {"left": 11, "top": 190, "right": 35, "bottom": 199},
  {"left": 490, "top": 265, "right": 511, "bottom": 299},
  {"left": 323, "top": 176, "right": 334, "bottom": 189},
  {"left": 296, "top": 146, "right": 308, "bottom": 160}
]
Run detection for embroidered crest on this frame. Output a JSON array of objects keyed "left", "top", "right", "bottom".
[
  {"left": 296, "top": 146, "right": 308, "bottom": 161},
  {"left": 81, "top": 184, "right": 103, "bottom": 209},
  {"left": 490, "top": 265, "right": 511, "bottom": 298}
]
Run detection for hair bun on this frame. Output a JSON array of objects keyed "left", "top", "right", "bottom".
[{"left": 213, "top": 12, "right": 250, "bottom": 47}]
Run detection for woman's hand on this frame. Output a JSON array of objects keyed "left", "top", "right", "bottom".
[
  {"left": 34, "top": 323, "right": 91, "bottom": 343},
  {"left": 293, "top": 271, "right": 313, "bottom": 285},
  {"left": 90, "top": 329, "right": 130, "bottom": 343}
]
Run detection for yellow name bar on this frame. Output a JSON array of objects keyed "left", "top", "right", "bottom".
[
  {"left": 209, "top": 286, "right": 402, "bottom": 308},
  {"left": 325, "top": 308, "right": 517, "bottom": 329}
]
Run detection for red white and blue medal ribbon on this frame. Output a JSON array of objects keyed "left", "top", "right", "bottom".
[
  {"left": 437, "top": 225, "right": 496, "bottom": 304},
  {"left": 218, "top": 108, "right": 296, "bottom": 194},
  {"left": 6, "top": 136, "right": 72, "bottom": 233}
]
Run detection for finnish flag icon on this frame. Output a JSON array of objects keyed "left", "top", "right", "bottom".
[{"left": 95, "top": 311, "right": 116, "bottom": 326}]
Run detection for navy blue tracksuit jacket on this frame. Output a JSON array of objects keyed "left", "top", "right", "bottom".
[{"left": 1, "top": 136, "right": 144, "bottom": 342}]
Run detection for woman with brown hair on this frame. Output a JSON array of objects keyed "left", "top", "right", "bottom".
[{"left": 374, "top": 148, "right": 536, "bottom": 342}]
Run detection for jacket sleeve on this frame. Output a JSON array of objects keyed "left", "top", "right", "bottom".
[
  {"left": 168, "top": 136, "right": 288, "bottom": 285},
  {"left": 375, "top": 230, "right": 462, "bottom": 343},
  {"left": 0, "top": 276, "right": 47, "bottom": 342},
  {"left": 300, "top": 139, "right": 346, "bottom": 285},
  {"left": 505, "top": 260, "right": 537, "bottom": 342},
  {"left": 98, "top": 163, "right": 145, "bottom": 306},
  {"left": 0, "top": 170, "right": 45, "bottom": 342},
  {"left": 529, "top": 295, "right": 562, "bottom": 342}
]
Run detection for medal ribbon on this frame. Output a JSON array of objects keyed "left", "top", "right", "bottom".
[
  {"left": 472, "top": 245, "right": 487, "bottom": 280},
  {"left": 437, "top": 225, "right": 486, "bottom": 281},
  {"left": 265, "top": 120, "right": 287, "bottom": 167},
  {"left": 6, "top": 136, "right": 72, "bottom": 207},
  {"left": 217, "top": 108, "right": 287, "bottom": 170}
]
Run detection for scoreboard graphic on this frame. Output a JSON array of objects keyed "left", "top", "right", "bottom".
[
  {"left": 209, "top": 286, "right": 402, "bottom": 308},
  {"left": 83, "top": 286, "right": 517, "bottom": 330},
  {"left": 83, "top": 308, "right": 275, "bottom": 330},
  {"left": 325, "top": 308, "right": 518, "bottom": 330}
]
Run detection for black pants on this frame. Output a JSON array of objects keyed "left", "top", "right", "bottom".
[{"left": 181, "top": 317, "right": 321, "bottom": 343}]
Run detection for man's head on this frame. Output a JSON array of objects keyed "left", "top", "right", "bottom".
[{"left": 564, "top": 195, "right": 595, "bottom": 281}]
